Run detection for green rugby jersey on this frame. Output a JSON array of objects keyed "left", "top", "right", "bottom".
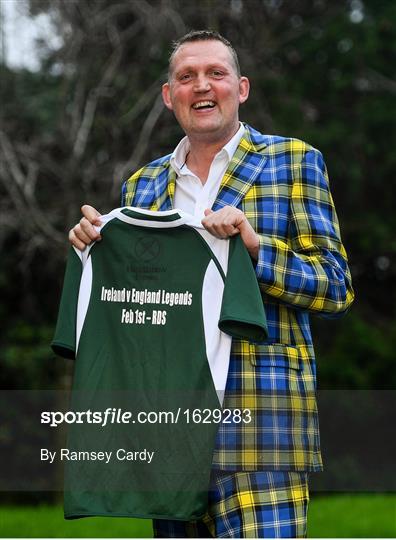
[{"left": 52, "top": 207, "right": 267, "bottom": 520}]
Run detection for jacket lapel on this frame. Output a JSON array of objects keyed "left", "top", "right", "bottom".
[
  {"left": 151, "top": 125, "right": 268, "bottom": 212},
  {"left": 212, "top": 125, "right": 268, "bottom": 211}
]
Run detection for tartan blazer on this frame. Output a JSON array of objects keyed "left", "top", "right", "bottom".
[{"left": 121, "top": 124, "right": 354, "bottom": 472}]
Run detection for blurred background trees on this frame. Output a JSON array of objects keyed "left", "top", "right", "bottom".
[{"left": 0, "top": 0, "right": 395, "bottom": 393}]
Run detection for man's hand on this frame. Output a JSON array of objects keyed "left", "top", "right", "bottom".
[
  {"left": 68, "top": 205, "right": 102, "bottom": 250},
  {"left": 201, "top": 207, "right": 260, "bottom": 260}
]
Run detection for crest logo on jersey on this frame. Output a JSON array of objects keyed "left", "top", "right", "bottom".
[{"left": 134, "top": 237, "right": 161, "bottom": 262}]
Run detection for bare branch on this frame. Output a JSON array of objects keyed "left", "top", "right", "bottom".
[
  {"left": 160, "top": 1, "right": 187, "bottom": 35},
  {"left": 0, "top": 130, "right": 65, "bottom": 245},
  {"left": 366, "top": 68, "right": 396, "bottom": 94},
  {"left": 72, "top": 89, "right": 100, "bottom": 159},
  {"left": 0, "top": 158, "right": 31, "bottom": 233},
  {"left": 23, "top": 157, "right": 39, "bottom": 198},
  {"left": 121, "top": 74, "right": 165, "bottom": 124},
  {"left": 72, "top": 23, "right": 123, "bottom": 159},
  {"left": 117, "top": 91, "right": 165, "bottom": 182},
  {"left": 70, "top": 77, "right": 86, "bottom": 142},
  {"left": 0, "top": 130, "right": 26, "bottom": 188}
]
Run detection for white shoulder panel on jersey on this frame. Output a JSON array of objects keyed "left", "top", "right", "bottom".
[{"left": 201, "top": 259, "right": 232, "bottom": 404}]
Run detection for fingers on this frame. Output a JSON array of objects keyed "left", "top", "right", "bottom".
[
  {"left": 69, "top": 227, "right": 89, "bottom": 251},
  {"left": 202, "top": 207, "right": 260, "bottom": 257},
  {"left": 201, "top": 207, "right": 243, "bottom": 239},
  {"left": 209, "top": 220, "right": 239, "bottom": 239},
  {"left": 81, "top": 204, "right": 102, "bottom": 225},
  {"left": 68, "top": 205, "right": 102, "bottom": 250}
]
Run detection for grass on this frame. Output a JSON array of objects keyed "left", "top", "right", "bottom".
[
  {"left": 0, "top": 505, "right": 153, "bottom": 538},
  {"left": 0, "top": 494, "right": 395, "bottom": 537},
  {"left": 307, "top": 494, "right": 396, "bottom": 538}
]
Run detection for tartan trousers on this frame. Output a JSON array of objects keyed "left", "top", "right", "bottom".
[{"left": 153, "top": 470, "right": 309, "bottom": 538}]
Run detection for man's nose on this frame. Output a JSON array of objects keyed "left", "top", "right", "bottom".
[{"left": 193, "top": 75, "right": 211, "bottom": 92}]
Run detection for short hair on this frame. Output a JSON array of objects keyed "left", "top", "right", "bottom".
[{"left": 168, "top": 30, "right": 241, "bottom": 79}]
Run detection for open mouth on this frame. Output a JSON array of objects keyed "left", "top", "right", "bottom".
[{"left": 191, "top": 101, "right": 216, "bottom": 110}]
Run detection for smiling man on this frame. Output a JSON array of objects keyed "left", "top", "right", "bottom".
[
  {"left": 163, "top": 38, "right": 249, "bottom": 147},
  {"left": 69, "top": 30, "right": 354, "bottom": 538}
]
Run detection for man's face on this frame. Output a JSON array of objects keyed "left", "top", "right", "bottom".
[{"left": 162, "top": 40, "right": 249, "bottom": 144}]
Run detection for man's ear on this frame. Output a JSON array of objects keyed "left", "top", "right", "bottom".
[
  {"left": 238, "top": 76, "right": 250, "bottom": 105},
  {"left": 162, "top": 83, "right": 173, "bottom": 111}
]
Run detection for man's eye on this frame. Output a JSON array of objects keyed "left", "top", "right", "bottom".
[
  {"left": 212, "top": 70, "right": 224, "bottom": 77},
  {"left": 179, "top": 74, "right": 191, "bottom": 81}
]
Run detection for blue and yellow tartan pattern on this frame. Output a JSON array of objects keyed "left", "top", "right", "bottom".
[
  {"left": 122, "top": 124, "right": 354, "bottom": 472},
  {"left": 153, "top": 470, "right": 309, "bottom": 538}
]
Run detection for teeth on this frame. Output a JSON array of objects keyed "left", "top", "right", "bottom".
[{"left": 192, "top": 101, "right": 215, "bottom": 109}]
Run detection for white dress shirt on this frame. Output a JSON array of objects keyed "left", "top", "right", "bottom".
[{"left": 170, "top": 123, "right": 245, "bottom": 218}]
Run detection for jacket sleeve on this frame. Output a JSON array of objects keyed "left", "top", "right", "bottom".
[{"left": 255, "top": 148, "right": 354, "bottom": 316}]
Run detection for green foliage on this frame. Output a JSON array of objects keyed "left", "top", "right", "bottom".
[
  {"left": 314, "top": 313, "right": 396, "bottom": 389},
  {"left": 1, "top": 321, "right": 60, "bottom": 389},
  {"left": 0, "top": 66, "right": 61, "bottom": 137}
]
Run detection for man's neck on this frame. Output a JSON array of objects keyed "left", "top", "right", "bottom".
[{"left": 185, "top": 124, "right": 240, "bottom": 185}]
